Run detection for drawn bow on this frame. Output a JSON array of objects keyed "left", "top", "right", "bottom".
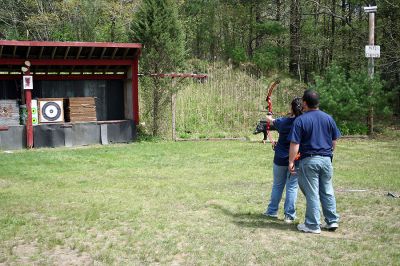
[{"left": 265, "top": 80, "right": 280, "bottom": 149}]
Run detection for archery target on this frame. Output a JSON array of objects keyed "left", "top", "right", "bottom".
[
  {"left": 31, "top": 99, "right": 38, "bottom": 125},
  {"left": 39, "top": 100, "right": 64, "bottom": 123}
]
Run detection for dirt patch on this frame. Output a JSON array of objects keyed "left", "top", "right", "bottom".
[
  {"left": 8, "top": 240, "right": 93, "bottom": 265},
  {"left": 0, "top": 179, "right": 12, "bottom": 189},
  {"left": 12, "top": 241, "right": 39, "bottom": 264},
  {"left": 170, "top": 253, "right": 188, "bottom": 265},
  {"left": 44, "top": 246, "right": 93, "bottom": 266}
]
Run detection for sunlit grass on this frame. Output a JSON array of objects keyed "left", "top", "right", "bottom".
[{"left": 0, "top": 139, "right": 399, "bottom": 264}]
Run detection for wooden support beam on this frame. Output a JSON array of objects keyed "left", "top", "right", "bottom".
[
  {"left": 122, "top": 48, "right": 130, "bottom": 59},
  {"left": 64, "top": 47, "right": 70, "bottom": 59},
  {"left": 88, "top": 47, "right": 95, "bottom": 59},
  {"left": 100, "top": 47, "right": 107, "bottom": 59},
  {"left": 132, "top": 58, "right": 139, "bottom": 124},
  {"left": 111, "top": 48, "right": 118, "bottom": 59},
  {"left": 25, "top": 47, "right": 31, "bottom": 58},
  {"left": 39, "top": 47, "right": 44, "bottom": 59},
  {"left": 51, "top": 47, "right": 57, "bottom": 59},
  {"left": 76, "top": 46, "right": 82, "bottom": 59}
]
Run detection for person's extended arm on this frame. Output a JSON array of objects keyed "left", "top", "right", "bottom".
[
  {"left": 288, "top": 142, "right": 300, "bottom": 174},
  {"left": 266, "top": 114, "right": 275, "bottom": 124}
]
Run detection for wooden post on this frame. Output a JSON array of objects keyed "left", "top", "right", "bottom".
[
  {"left": 132, "top": 58, "right": 139, "bottom": 125},
  {"left": 367, "top": 10, "right": 375, "bottom": 135},
  {"left": 24, "top": 68, "right": 33, "bottom": 149},
  {"left": 171, "top": 78, "right": 177, "bottom": 141},
  {"left": 171, "top": 92, "right": 177, "bottom": 141}
]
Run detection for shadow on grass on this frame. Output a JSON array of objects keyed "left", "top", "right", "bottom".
[{"left": 208, "top": 203, "right": 297, "bottom": 232}]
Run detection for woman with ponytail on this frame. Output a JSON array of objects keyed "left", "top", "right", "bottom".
[{"left": 263, "top": 97, "right": 303, "bottom": 223}]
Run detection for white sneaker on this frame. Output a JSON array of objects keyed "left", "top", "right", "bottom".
[
  {"left": 297, "top": 223, "right": 321, "bottom": 234},
  {"left": 284, "top": 215, "right": 295, "bottom": 224},
  {"left": 322, "top": 222, "right": 339, "bottom": 231}
]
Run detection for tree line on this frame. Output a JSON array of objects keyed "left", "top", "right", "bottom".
[{"left": 1, "top": 0, "right": 398, "bottom": 135}]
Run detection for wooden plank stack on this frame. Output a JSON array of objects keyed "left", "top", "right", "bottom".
[
  {"left": 65, "top": 97, "right": 97, "bottom": 122},
  {"left": 0, "top": 100, "right": 20, "bottom": 126}
]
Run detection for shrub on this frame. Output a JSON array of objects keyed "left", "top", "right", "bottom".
[{"left": 312, "top": 63, "right": 392, "bottom": 135}]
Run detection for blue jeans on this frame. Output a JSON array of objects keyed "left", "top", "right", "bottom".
[
  {"left": 266, "top": 163, "right": 298, "bottom": 219},
  {"left": 298, "top": 156, "right": 340, "bottom": 230}
]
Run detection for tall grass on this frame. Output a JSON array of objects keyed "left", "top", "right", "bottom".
[
  {"left": 137, "top": 62, "right": 305, "bottom": 139},
  {"left": 176, "top": 66, "right": 264, "bottom": 138},
  {"left": 173, "top": 63, "right": 305, "bottom": 138}
]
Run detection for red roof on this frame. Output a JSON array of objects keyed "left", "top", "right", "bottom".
[{"left": 0, "top": 40, "right": 142, "bottom": 75}]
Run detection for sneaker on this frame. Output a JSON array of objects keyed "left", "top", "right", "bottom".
[
  {"left": 297, "top": 223, "right": 321, "bottom": 234},
  {"left": 263, "top": 213, "right": 278, "bottom": 219},
  {"left": 284, "top": 215, "right": 295, "bottom": 224},
  {"left": 322, "top": 222, "right": 339, "bottom": 231}
]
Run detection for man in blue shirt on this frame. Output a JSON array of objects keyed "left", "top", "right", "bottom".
[{"left": 288, "top": 89, "right": 341, "bottom": 234}]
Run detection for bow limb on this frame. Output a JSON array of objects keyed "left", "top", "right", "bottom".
[{"left": 265, "top": 81, "right": 280, "bottom": 149}]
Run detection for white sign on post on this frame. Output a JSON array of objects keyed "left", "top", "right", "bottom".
[
  {"left": 23, "top": 75, "right": 33, "bottom": 90},
  {"left": 365, "top": 45, "right": 380, "bottom": 58}
]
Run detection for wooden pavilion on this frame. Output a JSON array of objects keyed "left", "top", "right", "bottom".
[{"left": 0, "top": 40, "right": 141, "bottom": 149}]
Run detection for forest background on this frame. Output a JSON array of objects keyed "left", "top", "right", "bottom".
[{"left": 0, "top": 0, "right": 399, "bottom": 139}]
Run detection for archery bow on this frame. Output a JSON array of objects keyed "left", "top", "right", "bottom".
[{"left": 265, "top": 80, "right": 280, "bottom": 149}]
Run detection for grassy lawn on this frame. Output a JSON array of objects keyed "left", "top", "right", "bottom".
[{"left": 0, "top": 139, "right": 399, "bottom": 265}]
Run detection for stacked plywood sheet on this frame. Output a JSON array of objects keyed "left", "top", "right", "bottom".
[
  {"left": 0, "top": 100, "right": 20, "bottom": 126},
  {"left": 65, "top": 97, "right": 97, "bottom": 122}
]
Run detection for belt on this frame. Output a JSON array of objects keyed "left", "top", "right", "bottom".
[{"left": 301, "top": 154, "right": 331, "bottom": 159}]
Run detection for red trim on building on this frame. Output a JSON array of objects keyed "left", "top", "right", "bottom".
[
  {"left": 133, "top": 58, "right": 139, "bottom": 124},
  {"left": 0, "top": 40, "right": 142, "bottom": 49},
  {"left": 0, "top": 58, "right": 134, "bottom": 66},
  {"left": 0, "top": 74, "right": 127, "bottom": 80}
]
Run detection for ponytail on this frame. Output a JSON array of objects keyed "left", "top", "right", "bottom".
[{"left": 291, "top": 97, "right": 303, "bottom": 117}]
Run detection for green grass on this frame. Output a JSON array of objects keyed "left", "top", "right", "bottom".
[{"left": 0, "top": 139, "right": 399, "bottom": 265}]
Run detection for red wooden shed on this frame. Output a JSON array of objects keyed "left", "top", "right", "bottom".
[{"left": 0, "top": 40, "right": 142, "bottom": 149}]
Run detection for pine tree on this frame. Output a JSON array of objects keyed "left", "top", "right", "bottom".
[{"left": 130, "top": 0, "right": 185, "bottom": 136}]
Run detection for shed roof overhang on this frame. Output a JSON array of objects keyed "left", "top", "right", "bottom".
[{"left": 0, "top": 40, "right": 142, "bottom": 79}]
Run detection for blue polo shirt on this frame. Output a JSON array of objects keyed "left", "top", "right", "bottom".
[
  {"left": 273, "top": 117, "right": 296, "bottom": 166},
  {"left": 288, "top": 110, "right": 341, "bottom": 159}
]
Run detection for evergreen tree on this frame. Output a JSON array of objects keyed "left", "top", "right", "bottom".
[
  {"left": 130, "top": 0, "right": 185, "bottom": 136},
  {"left": 313, "top": 64, "right": 391, "bottom": 134}
]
